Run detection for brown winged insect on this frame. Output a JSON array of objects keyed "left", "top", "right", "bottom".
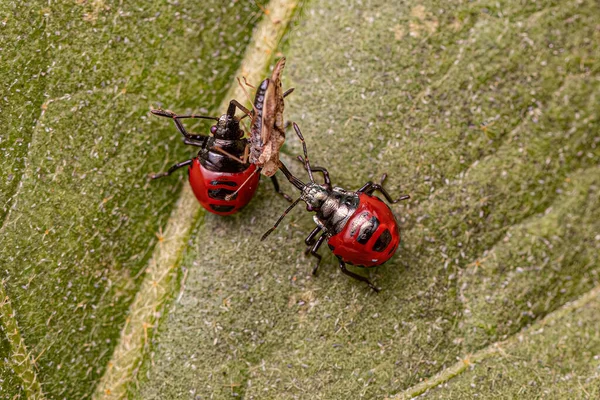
[{"left": 220, "top": 57, "right": 294, "bottom": 201}]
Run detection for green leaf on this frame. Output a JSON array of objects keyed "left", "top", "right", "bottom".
[
  {"left": 1, "top": 0, "right": 260, "bottom": 397},
  {"left": 416, "top": 284, "right": 600, "bottom": 398},
  {"left": 135, "top": 0, "right": 600, "bottom": 398}
]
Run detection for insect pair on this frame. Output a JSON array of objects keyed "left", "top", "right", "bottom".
[
  {"left": 149, "top": 57, "right": 292, "bottom": 215},
  {"left": 151, "top": 58, "right": 409, "bottom": 291}
]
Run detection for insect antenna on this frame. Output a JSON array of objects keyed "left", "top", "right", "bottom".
[
  {"left": 278, "top": 161, "right": 305, "bottom": 190},
  {"left": 261, "top": 196, "right": 303, "bottom": 241},
  {"left": 292, "top": 123, "right": 315, "bottom": 183},
  {"left": 297, "top": 156, "right": 331, "bottom": 189}
]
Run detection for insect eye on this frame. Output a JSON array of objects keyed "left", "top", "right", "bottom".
[{"left": 210, "top": 125, "right": 217, "bottom": 134}]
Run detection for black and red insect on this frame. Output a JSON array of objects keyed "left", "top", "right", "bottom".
[
  {"left": 222, "top": 57, "right": 293, "bottom": 200},
  {"left": 149, "top": 99, "right": 290, "bottom": 216},
  {"left": 262, "top": 123, "right": 410, "bottom": 291}
]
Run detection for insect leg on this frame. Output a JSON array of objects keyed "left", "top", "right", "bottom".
[
  {"left": 297, "top": 156, "right": 331, "bottom": 189},
  {"left": 183, "top": 138, "right": 208, "bottom": 147},
  {"left": 242, "top": 76, "right": 256, "bottom": 89},
  {"left": 303, "top": 226, "right": 321, "bottom": 256},
  {"left": 304, "top": 226, "right": 322, "bottom": 247},
  {"left": 150, "top": 159, "right": 193, "bottom": 180},
  {"left": 357, "top": 175, "right": 409, "bottom": 204},
  {"left": 236, "top": 78, "right": 257, "bottom": 114},
  {"left": 309, "top": 234, "right": 326, "bottom": 276},
  {"left": 337, "top": 259, "right": 380, "bottom": 292},
  {"left": 151, "top": 109, "right": 212, "bottom": 142},
  {"left": 364, "top": 183, "right": 410, "bottom": 203},
  {"left": 242, "top": 144, "right": 250, "bottom": 164},
  {"left": 228, "top": 99, "right": 252, "bottom": 118},
  {"left": 270, "top": 176, "right": 293, "bottom": 202}
]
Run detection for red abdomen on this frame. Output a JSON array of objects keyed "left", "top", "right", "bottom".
[
  {"left": 328, "top": 193, "right": 400, "bottom": 267},
  {"left": 188, "top": 158, "right": 260, "bottom": 216}
]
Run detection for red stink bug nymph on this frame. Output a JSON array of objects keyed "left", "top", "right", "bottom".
[
  {"left": 149, "top": 99, "right": 290, "bottom": 216},
  {"left": 262, "top": 123, "right": 410, "bottom": 292}
]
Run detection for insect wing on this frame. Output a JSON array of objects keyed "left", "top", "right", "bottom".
[{"left": 260, "top": 77, "right": 277, "bottom": 145}]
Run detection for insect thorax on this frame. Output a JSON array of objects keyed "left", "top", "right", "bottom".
[
  {"left": 201, "top": 137, "right": 249, "bottom": 173},
  {"left": 213, "top": 114, "right": 243, "bottom": 140},
  {"left": 304, "top": 184, "right": 359, "bottom": 236}
]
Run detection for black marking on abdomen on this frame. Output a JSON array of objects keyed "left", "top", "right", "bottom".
[
  {"left": 356, "top": 216, "right": 380, "bottom": 244},
  {"left": 210, "top": 204, "right": 235, "bottom": 213},
  {"left": 208, "top": 188, "right": 237, "bottom": 201},
  {"left": 210, "top": 180, "right": 237, "bottom": 187},
  {"left": 373, "top": 229, "right": 391, "bottom": 252},
  {"left": 349, "top": 212, "right": 370, "bottom": 237}
]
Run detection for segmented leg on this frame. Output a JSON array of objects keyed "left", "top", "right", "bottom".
[
  {"left": 304, "top": 226, "right": 322, "bottom": 247},
  {"left": 356, "top": 182, "right": 371, "bottom": 192},
  {"left": 183, "top": 138, "right": 205, "bottom": 147},
  {"left": 236, "top": 78, "right": 257, "bottom": 114},
  {"left": 151, "top": 109, "right": 214, "bottom": 143},
  {"left": 242, "top": 76, "right": 256, "bottom": 89},
  {"left": 309, "top": 234, "right": 326, "bottom": 275},
  {"left": 338, "top": 258, "right": 380, "bottom": 292},
  {"left": 357, "top": 174, "right": 410, "bottom": 204},
  {"left": 297, "top": 156, "right": 331, "bottom": 189},
  {"left": 150, "top": 159, "right": 193, "bottom": 179},
  {"left": 228, "top": 99, "right": 252, "bottom": 118},
  {"left": 242, "top": 143, "right": 250, "bottom": 163},
  {"left": 234, "top": 79, "right": 291, "bottom": 120},
  {"left": 303, "top": 226, "right": 322, "bottom": 257},
  {"left": 270, "top": 176, "right": 293, "bottom": 202}
]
